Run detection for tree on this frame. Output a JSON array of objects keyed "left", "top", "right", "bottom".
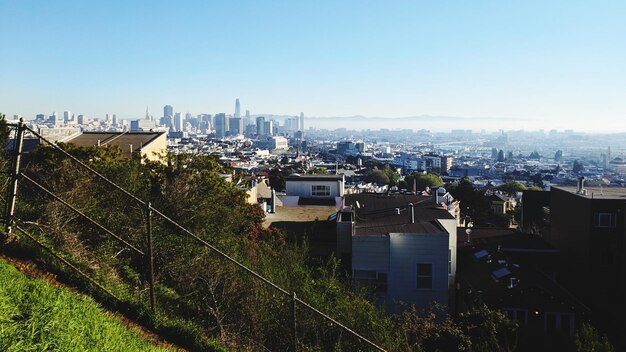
[
  {"left": 457, "top": 305, "right": 518, "bottom": 352},
  {"left": 448, "top": 178, "right": 491, "bottom": 225},
  {"left": 405, "top": 173, "right": 444, "bottom": 192},
  {"left": 307, "top": 167, "right": 328, "bottom": 175},
  {"left": 497, "top": 150, "right": 505, "bottom": 162},
  {"left": 268, "top": 168, "right": 286, "bottom": 191},
  {"left": 498, "top": 180, "right": 527, "bottom": 195},
  {"left": 554, "top": 150, "right": 563, "bottom": 162},
  {"left": 573, "top": 160, "right": 584, "bottom": 174},
  {"left": 364, "top": 169, "right": 390, "bottom": 185},
  {"left": 575, "top": 322, "right": 614, "bottom": 352},
  {"left": 382, "top": 166, "right": 400, "bottom": 186}
]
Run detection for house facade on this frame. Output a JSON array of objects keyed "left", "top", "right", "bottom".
[
  {"left": 339, "top": 193, "right": 458, "bottom": 313},
  {"left": 283, "top": 174, "right": 344, "bottom": 207}
]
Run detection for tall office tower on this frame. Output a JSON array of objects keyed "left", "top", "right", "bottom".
[
  {"left": 234, "top": 98, "right": 241, "bottom": 119},
  {"left": 263, "top": 120, "right": 274, "bottom": 136},
  {"left": 256, "top": 116, "right": 265, "bottom": 136},
  {"left": 63, "top": 111, "right": 71, "bottom": 123},
  {"left": 229, "top": 117, "right": 243, "bottom": 136},
  {"left": 299, "top": 112, "right": 304, "bottom": 131},
  {"left": 214, "top": 113, "right": 229, "bottom": 137},
  {"left": 163, "top": 105, "right": 174, "bottom": 119},
  {"left": 77, "top": 115, "right": 86, "bottom": 124},
  {"left": 146, "top": 106, "right": 150, "bottom": 120},
  {"left": 51, "top": 112, "right": 61, "bottom": 127},
  {"left": 245, "top": 109, "right": 250, "bottom": 119},
  {"left": 112, "top": 114, "right": 118, "bottom": 125},
  {"left": 35, "top": 114, "right": 45, "bottom": 122},
  {"left": 285, "top": 116, "right": 298, "bottom": 132},
  {"left": 174, "top": 112, "right": 183, "bottom": 132}
]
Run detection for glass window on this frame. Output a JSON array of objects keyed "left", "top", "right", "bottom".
[
  {"left": 416, "top": 263, "right": 433, "bottom": 289},
  {"left": 595, "top": 212, "right": 616, "bottom": 228},
  {"left": 311, "top": 185, "right": 331, "bottom": 196}
]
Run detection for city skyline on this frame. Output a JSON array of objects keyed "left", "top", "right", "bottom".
[{"left": 1, "top": 1, "right": 625, "bottom": 131}]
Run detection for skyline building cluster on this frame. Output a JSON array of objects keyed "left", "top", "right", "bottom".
[{"left": 14, "top": 98, "right": 306, "bottom": 139}]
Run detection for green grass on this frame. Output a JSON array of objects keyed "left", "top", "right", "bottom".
[{"left": 0, "top": 259, "right": 171, "bottom": 352}]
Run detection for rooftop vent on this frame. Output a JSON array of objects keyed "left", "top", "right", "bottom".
[
  {"left": 577, "top": 176, "right": 587, "bottom": 195},
  {"left": 508, "top": 277, "right": 520, "bottom": 289}
]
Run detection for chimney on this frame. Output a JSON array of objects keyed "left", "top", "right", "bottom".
[
  {"left": 577, "top": 176, "right": 586, "bottom": 195},
  {"left": 409, "top": 203, "right": 415, "bottom": 223}
]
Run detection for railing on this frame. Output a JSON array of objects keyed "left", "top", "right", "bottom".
[{"left": 1, "top": 120, "right": 386, "bottom": 352}]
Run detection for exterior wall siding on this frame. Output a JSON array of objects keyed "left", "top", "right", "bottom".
[
  {"left": 388, "top": 233, "right": 449, "bottom": 313},
  {"left": 285, "top": 180, "right": 341, "bottom": 198},
  {"left": 352, "top": 236, "right": 390, "bottom": 273}
]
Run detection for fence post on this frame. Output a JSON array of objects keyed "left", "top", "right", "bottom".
[
  {"left": 292, "top": 291, "right": 298, "bottom": 352},
  {"left": 4, "top": 118, "right": 25, "bottom": 237},
  {"left": 146, "top": 201, "right": 156, "bottom": 312}
]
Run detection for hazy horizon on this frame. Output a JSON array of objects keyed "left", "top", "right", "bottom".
[{"left": 1, "top": 1, "right": 625, "bottom": 132}]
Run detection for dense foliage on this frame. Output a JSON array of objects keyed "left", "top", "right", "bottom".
[{"left": 0, "top": 259, "right": 171, "bottom": 352}]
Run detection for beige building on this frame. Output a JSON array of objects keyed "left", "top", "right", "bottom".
[{"left": 65, "top": 131, "right": 167, "bottom": 162}]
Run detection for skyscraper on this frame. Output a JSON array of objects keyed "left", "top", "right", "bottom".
[
  {"left": 214, "top": 113, "right": 229, "bottom": 138},
  {"left": 234, "top": 98, "right": 241, "bottom": 119},
  {"left": 229, "top": 117, "right": 243, "bottom": 136},
  {"left": 174, "top": 112, "right": 183, "bottom": 132},
  {"left": 163, "top": 105, "right": 173, "bottom": 119},
  {"left": 64, "top": 111, "right": 71, "bottom": 123},
  {"left": 256, "top": 116, "right": 265, "bottom": 136},
  {"left": 299, "top": 112, "right": 305, "bottom": 131}
]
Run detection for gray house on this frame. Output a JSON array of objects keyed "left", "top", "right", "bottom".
[{"left": 338, "top": 193, "right": 458, "bottom": 313}]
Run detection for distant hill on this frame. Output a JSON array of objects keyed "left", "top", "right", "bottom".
[{"left": 252, "top": 114, "right": 536, "bottom": 131}]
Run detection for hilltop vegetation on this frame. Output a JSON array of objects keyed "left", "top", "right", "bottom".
[{"left": 0, "top": 258, "right": 170, "bottom": 352}]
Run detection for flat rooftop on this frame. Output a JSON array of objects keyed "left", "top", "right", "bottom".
[
  {"left": 263, "top": 205, "right": 338, "bottom": 227},
  {"left": 552, "top": 186, "right": 626, "bottom": 200},
  {"left": 66, "top": 132, "right": 164, "bottom": 158},
  {"left": 285, "top": 175, "right": 344, "bottom": 181}
]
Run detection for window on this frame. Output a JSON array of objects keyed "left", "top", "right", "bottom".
[
  {"left": 416, "top": 263, "right": 433, "bottom": 289},
  {"left": 311, "top": 185, "right": 331, "bottom": 197},
  {"left": 352, "top": 270, "right": 388, "bottom": 294},
  {"left": 503, "top": 309, "right": 528, "bottom": 325},
  {"left": 595, "top": 212, "right": 616, "bottom": 228}
]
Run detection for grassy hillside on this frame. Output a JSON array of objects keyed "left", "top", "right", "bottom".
[{"left": 0, "top": 258, "right": 171, "bottom": 352}]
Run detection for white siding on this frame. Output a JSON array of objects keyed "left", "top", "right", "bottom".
[
  {"left": 285, "top": 180, "right": 342, "bottom": 198},
  {"left": 352, "top": 236, "right": 390, "bottom": 273},
  {"left": 437, "top": 218, "right": 458, "bottom": 287},
  {"left": 388, "top": 233, "right": 449, "bottom": 313}
]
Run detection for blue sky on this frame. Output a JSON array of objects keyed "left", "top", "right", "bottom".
[{"left": 1, "top": 1, "right": 625, "bottom": 131}]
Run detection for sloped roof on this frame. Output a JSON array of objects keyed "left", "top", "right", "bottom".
[{"left": 345, "top": 193, "right": 454, "bottom": 236}]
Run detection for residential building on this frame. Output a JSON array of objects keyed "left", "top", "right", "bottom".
[
  {"left": 283, "top": 174, "right": 345, "bottom": 207},
  {"left": 337, "top": 193, "right": 459, "bottom": 313}
]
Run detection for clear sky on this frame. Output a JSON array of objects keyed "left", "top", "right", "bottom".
[{"left": 1, "top": 1, "right": 625, "bottom": 131}]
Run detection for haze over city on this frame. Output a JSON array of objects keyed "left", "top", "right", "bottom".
[{"left": 1, "top": 0, "right": 625, "bottom": 132}]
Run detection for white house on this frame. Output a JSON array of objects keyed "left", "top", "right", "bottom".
[
  {"left": 338, "top": 193, "right": 458, "bottom": 313},
  {"left": 283, "top": 174, "right": 344, "bottom": 207}
]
